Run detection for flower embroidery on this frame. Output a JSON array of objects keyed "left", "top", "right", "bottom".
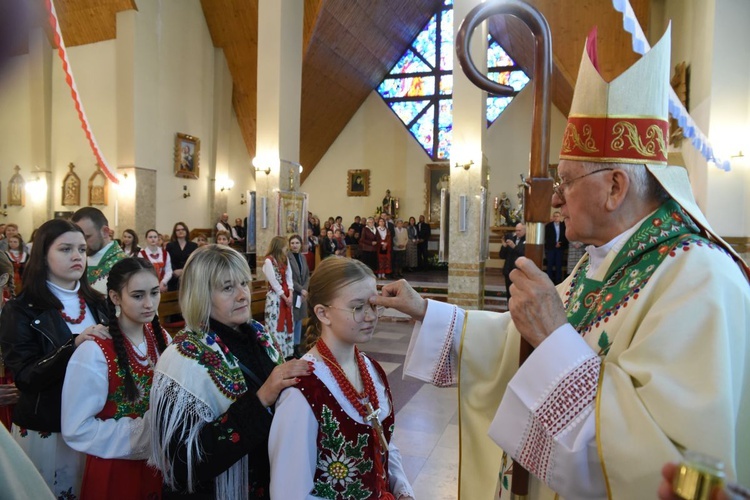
[
  {"left": 175, "top": 331, "right": 247, "bottom": 399},
  {"left": 313, "top": 405, "right": 373, "bottom": 500},
  {"left": 319, "top": 452, "right": 359, "bottom": 487}
]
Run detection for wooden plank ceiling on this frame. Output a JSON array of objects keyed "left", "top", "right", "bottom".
[{"left": 49, "top": 0, "right": 651, "bottom": 181}]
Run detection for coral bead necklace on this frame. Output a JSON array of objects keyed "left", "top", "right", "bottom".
[
  {"left": 316, "top": 339, "right": 380, "bottom": 427},
  {"left": 59, "top": 293, "right": 86, "bottom": 324},
  {"left": 316, "top": 338, "right": 394, "bottom": 499}
]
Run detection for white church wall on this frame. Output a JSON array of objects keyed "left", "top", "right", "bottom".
[
  {"left": 0, "top": 0, "right": 248, "bottom": 239},
  {"left": 0, "top": 55, "right": 33, "bottom": 233}
]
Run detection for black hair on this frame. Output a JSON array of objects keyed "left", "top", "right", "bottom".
[
  {"left": 106, "top": 257, "right": 168, "bottom": 402},
  {"left": 71, "top": 206, "right": 109, "bottom": 229},
  {"left": 21, "top": 218, "right": 103, "bottom": 309}
]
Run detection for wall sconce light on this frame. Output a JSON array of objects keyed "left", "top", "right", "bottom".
[
  {"left": 454, "top": 160, "right": 474, "bottom": 171},
  {"left": 240, "top": 193, "right": 247, "bottom": 205},
  {"left": 183, "top": 185, "right": 191, "bottom": 198},
  {"left": 0, "top": 204, "right": 7, "bottom": 217},
  {"left": 252, "top": 157, "right": 272, "bottom": 176},
  {"left": 218, "top": 178, "right": 235, "bottom": 192},
  {"left": 731, "top": 151, "right": 745, "bottom": 159}
]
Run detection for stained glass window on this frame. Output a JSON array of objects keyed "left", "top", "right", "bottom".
[{"left": 376, "top": 0, "right": 529, "bottom": 160}]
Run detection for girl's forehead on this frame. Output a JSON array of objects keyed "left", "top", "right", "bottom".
[{"left": 333, "top": 277, "right": 377, "bottom": 301}]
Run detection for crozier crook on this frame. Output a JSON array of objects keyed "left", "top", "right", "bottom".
[{"left": 455, "top": 1, "right": 553, "bottom": 497}]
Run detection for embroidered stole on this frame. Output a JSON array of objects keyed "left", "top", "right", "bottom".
[
  {"left": 88, "top": 243, "right": 127, "bottom": 285},
  {"left": 564, "top": 200, "right": 704, "bottom": 340}
]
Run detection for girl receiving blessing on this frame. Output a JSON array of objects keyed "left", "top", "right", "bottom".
[{"left": 269, "top": 257, "right": 414, "bottom": 499}]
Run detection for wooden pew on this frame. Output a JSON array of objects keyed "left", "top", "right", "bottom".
[
  {"left": 157, "top": 281, "right": 269, "bottom": 332},
  {"left": 251, "top": 279, "right": 268, "bottom": 324},
  {"left": 158, "top": 290, "right": 185, "bottom": 335}
]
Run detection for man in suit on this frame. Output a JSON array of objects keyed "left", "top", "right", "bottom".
[
  {"left": 498, "top": 223, "right": 526, "bottom": 299},
  {"left": 416, "top": 215, "right": 431, "bottom": 270},
  {"left": 544, "top": 211, "right": 568, "bottom": 284}
]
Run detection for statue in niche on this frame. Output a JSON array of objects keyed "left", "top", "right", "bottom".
[
  {"left": 382, "top": 189, "right": 398, "bottom": 218},
  {"left": 498, "top": 192, "right": 512, "bottom": 226},
  {"left": 8, "top": 165, "right": 24, "bottom": 207},
  {"left": 62, "top": 163, "right": 81, "bottom": 206}
]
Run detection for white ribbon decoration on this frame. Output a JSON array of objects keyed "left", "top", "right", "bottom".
[{"left": 612, "top": 0, "right": 731, "bottom": 171}]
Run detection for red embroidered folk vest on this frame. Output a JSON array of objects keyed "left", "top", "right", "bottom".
[
  {"left": 297, "top": 357, "right": 395, "bottom": 499},
  {"left": 140, "top": 248, "right": 166, "bottom": 282},
  {"left": 93, "top": 325, "right": 165, "bottom": 420}
]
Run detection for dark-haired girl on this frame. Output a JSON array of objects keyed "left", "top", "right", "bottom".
[
  {"left": 62, "top": 258, "right": 169, "bottom": 499},
  {"left": 120, "top": 229, "right": 141, "bottom": 258},
  {"left": 0, "top": 218, "right": 110, "bottom": 498}
]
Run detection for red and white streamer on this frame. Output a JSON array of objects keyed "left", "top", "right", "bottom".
[{"left": 45, "top": 0, "right": 119, "bottom": 184}]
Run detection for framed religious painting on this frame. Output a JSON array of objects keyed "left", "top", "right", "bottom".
[
  {"left": 425, "top": 162, "right": 450, "bottom": 223},
  {"left": 8, "top": 165, "right": 24, "bottom": 207},
  {"left": 174, "top": 133, "right": 200, "bottom": 179},
  {"left": 62, "top": 162, "right": 81, "bottom": 206},
  {"left": 347, "top": 169, "right": 369, "bottom": 197},
  {"left": 277, "top": 191, "right": 308, "bottom": 248},
  {"left": 88, "top": 165, "right": 108, "bottom": 206}
]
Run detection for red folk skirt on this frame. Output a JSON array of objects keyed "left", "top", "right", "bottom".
[{"left": 81, "top": 455, "right": 162, "bottom": 500}]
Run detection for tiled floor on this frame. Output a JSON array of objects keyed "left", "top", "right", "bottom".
[{"left": 362, "top": 317, "right": 460, "bottom": 499}]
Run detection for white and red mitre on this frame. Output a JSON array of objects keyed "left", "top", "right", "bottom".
[
  {"left": 561, "top": 26, "right": 749, "bottom": 279},
  {"left": 560, "top": 26, "right": 670, "bottom": 166}
]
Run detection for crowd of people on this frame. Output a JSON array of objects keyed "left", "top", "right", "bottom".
[
  {"left": 0, "top": 206, "right": 415, "bottom": 499},
  {"left": 307, "top": 212, "right": 432, "bottom": 279}
]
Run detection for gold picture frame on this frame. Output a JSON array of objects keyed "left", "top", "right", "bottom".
[
  {"left": 425, "top": 162, "right": 450, "bottom": 223},
  {"left": 277, "top": 191, "right": 309, "bottom": 246},
  {"left": 8, "top": 165, "right": 25, "bottom": 207},
  {"left": 347, "top": 169, "right": 370, "bottom": 197},
  {"left": 88, "top": 165, "right": 108, "bottom": 206},
  {"left": 174, "top": 132, "right": 200, "bottom": 179},
  {"left": 62, "top": 163, "right": 81, "bottom": 206}
]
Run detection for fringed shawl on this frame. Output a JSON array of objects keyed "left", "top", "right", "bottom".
[{"left": 149, "top": 329, "right": 249, "bottom": 498}]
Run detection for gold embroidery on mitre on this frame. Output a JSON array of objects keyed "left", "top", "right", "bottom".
[
  {"left": 562, "top": 123, "right": 599, "bottom": 154},
  {"left": 610, "top": 122, "right": 667, "bottom": 158}
]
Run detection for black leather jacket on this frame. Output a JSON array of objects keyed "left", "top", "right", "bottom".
[{"left": 0, "top": 292, "right": 107, "bottom": 432}]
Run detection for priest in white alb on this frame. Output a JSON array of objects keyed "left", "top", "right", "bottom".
[{"left": 372, "top": 26, "right": 750, "bottom": 499}]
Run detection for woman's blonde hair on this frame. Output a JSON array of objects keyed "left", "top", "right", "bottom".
[
  {"left": 265, "top": 235, "right": 288, "bottom": 266},
  {"left": 303, "top": 256, "right": 375, "bottom": 350},
  {"left": 179, "top": 245, "right": 253, "bottom": 332}
]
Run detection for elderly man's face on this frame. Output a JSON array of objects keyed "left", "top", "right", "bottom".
[{"left": 553, "top": 160, "right": 611, "bottom": 244}]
